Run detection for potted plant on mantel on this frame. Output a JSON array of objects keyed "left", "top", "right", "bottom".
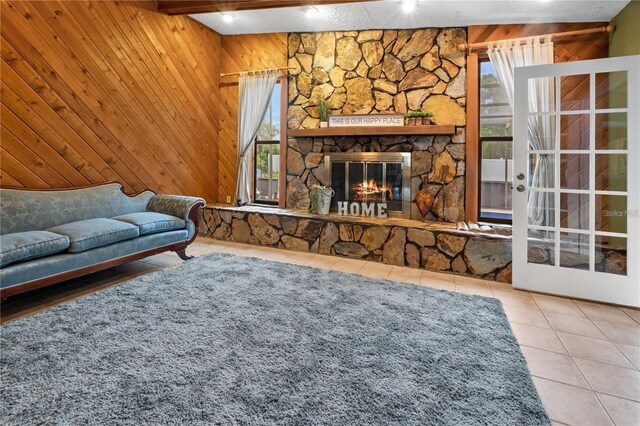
[
  {"left": 317, "top": 99, "right": 330, "bottom": 128},
  {"left": 309, "top": 184, "right": 335, "bottom": 215},
  {"left": 404, "top": 111, "right": 434, "bottom": 125}
]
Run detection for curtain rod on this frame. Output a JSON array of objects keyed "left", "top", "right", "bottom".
[
  {"left": 220, "top": 66, "right": 296, "bottom": 78},
  {"left": 466, "top": 25, "right": 614, "bottom": 52}
]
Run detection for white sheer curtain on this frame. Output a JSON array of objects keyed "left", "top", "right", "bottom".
[
  {"left": 488, "top": 36, "right": 555, "bottom": 226},
  {"left": 235, "top": 71, "right": 278, "bottom": 205}
]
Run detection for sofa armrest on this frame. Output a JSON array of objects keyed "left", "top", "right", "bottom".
[
  {"left": 147, "top": 195, "right": 205, "bottom": 220},
  {"left": 147, "top": 195, "right": 205, "bottom": 243}
]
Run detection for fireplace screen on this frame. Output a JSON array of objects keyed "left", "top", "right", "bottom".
[{"left": 324, "top": 152, "right": 411, "bottom": 218}]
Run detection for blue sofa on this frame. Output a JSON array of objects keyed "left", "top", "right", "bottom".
[{"left": 0, "top": 183, "right": 205, "bottom": 299}]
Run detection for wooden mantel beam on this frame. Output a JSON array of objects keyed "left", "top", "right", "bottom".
[{"left": 157, "top": 0, "right": 378, "bottom": 15}]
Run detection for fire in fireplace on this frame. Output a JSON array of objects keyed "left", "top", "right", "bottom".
[{"left": 324, "top": 152, "right": 411, "bottom": 218}]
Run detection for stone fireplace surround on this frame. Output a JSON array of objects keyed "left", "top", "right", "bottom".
[
  {"left": 286, "top": 131, "right": 466, "bottom": 222},
  {"left": 286, "top": 27, "right": 468, "bottom": 222}
]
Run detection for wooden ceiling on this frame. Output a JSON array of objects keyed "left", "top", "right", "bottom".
[{"left": 157, "top": 0, "right": 377, "bottom": 15}]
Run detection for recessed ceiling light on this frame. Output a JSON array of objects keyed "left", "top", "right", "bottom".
[
  {"left": 401, "top": 0, "right": 418, "bottom": 13},
  {"left": 221, "top": 12, "right": 235, "bottom": 23},
  {"left": 303, "top": 6, "right": 319, "bottom": 17}
]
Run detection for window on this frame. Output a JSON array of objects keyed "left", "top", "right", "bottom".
[
  {"left": 254, "top": 83, "right": 281, "bottom": 204},
  {"left": 479, "top": 60, "right": 513, "bottom": 222}
]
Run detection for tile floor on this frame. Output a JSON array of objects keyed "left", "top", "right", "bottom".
[{"left": 2, "top": 237, "right": 639, "bottom": 425}]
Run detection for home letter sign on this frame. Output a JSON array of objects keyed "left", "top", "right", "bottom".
[{"left": 337, "top": 202, "right": 388, "bottom": 218}]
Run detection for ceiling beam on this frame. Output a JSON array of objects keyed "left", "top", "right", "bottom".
[{"left": 157, "top": 0, "right": 378, "bottom": 15}]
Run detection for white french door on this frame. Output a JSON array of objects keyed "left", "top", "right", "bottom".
[{"left": 512, "top": 55, "right": 640, "bottom": 307}]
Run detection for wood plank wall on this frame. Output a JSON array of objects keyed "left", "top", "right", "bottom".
[
  {"left": 466, "top": 23, "right": 609, "bottom": 223},
  {"left": 217, "top": 33, "right": 287, "bottom": 203},
  {"left": 1, "top": 0, "right": 221, "bottom": 202}
]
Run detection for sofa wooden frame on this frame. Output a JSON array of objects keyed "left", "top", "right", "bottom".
[{"left": 0, "top": 183, "right": 205, "bottom": 300}]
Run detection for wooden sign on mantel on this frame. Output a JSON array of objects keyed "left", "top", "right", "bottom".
[{"left": 329, "top": 114, "right": 404, "bottom": 128}]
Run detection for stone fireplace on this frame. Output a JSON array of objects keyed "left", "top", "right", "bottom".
[
  {"left": 285, "top": 27, "right": 468, "bottom": 222},
  {"left": 325, "top": 152, "right": 411, "bottom": 218}
]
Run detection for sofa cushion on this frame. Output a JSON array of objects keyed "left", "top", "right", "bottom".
[
  {"left": 111, "top": 212, "right": 185, "bottom": 236},
  {"left": 47, "top": 218, "right": 139, "bottom": 253},
  {"left": 0, "top": 231, "right": 70, "bottom": 267}
]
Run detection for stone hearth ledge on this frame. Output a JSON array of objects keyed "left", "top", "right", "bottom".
[{"left": 198, "top": 204, "right": 513, "bottom": 283}]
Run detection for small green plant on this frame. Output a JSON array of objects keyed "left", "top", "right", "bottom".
[
  {"left": 309, "top": 184, "right": 331, "bottom": 213},
  {"left": 404, "top": 110, "right": 433, "bottom": 118},
  {"left": 317, "top": 99, "right": 330, "bottom": 122}
]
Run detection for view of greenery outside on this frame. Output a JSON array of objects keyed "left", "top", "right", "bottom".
[
  {"left": 480, "top": 60, "right": 513, "bottom": 220},
  {"left": 254, "top": 85, "right": 281, "bottom": 202}
]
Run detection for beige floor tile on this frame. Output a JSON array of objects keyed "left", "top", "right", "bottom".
[
  {"left": 533, "top": 296, "right": 588, "bottom": 319},
  {"left": 533, "top": 377, "right": 613, "bottom": 425},
  {"left": 454, "top": 275, "right": 491, "bottom": 286},
  {"left": 575, "top": 358, "right": 640, "bottom": 402},
  {"left": 576, "top": 301, "right": 638, "bottom": 326},
  {"left": 557, "top": 332, "right": 634, "bottom": 369},
  {"left": 422, "top": 270, "right": 455, "bottom": 283},
  {"left": 595, "top": 321, "right": 640, "bottom": 347},
  {"left": 356, "top": 262, "right": 393, "bottom": 280},
  {"left": 620, "top": 308, "right": 640, "bottom": 325},
  {"left": 454, "top": 281, "right": 494, "bottom": 298},
  {"left": 521, "top": 346, "right": 590, "bottom": 388},
  {"left": 544, "top": 311, "right": 608, "bottom": 340},
  {"left": 418, "top": 274, "right": 455, "bottom": 292},
  {"left": 331, "top": 258, "right": 366, "bottom": 274},
  {"left": 305, "top": 255, "right": 340, "bottom": 270},
  {"left": 511, "top": 323, "right": 567, "bottom": 354},
  {"left": 502, "top": 305, "right": 551, "bottom": 329},
  {"left": 388, "top": 267, "right": 422, "bottom": 285},
  {"left": 491, "top": 288, "right": 539, "bottom": 309},
  {"left": 597, "top": 393, "right": 640, "bottom": 426},
  {"left": 615, "top": 343, "right": 640, "bottom": 371}
]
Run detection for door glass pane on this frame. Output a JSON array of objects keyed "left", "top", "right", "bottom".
[
  {"left": 527, "top": 116, "right": 555, "bottom": 151},
  {"left": 528, "top": 191, "right": 555, "bottom": 227},
  {"left": 596, "top": 113, "right": 627, "bottom": 150},
  {"left": 561, "top": 74, "right": 590, "bottom": 111},
  {"left": 561, "top": 114, "right": 589, "bottom": 150},
  {"left": 560, "top": 232, "right": 590, "bottom": 270},
  {"left": 349, "top": 162, "right": 364, "bottom": 201},
  {"left": 595, "top": 154, "right": 627, "bottom": 192},
  {"left": 596, "top": 71, "right": 627, "bottom": 109},
  {"left": 386, "top": 163, "right": 403, "bottom": 212},
  {"left": 331, "top": 162, "right": 346, "bottom": 210},
  {"left": 364, "top": 162, "right": 384, "bottom": 203},
  {"left": 528, "top": 154, "right": 555, "bottom": 188},
  {"left": 528, "top": 77, "right": 555, "bottom": 112},
  {"left": 528, "top": 229, "right": 555, "bottom": 266},
  {"left": 561, "top": 193, "right": 589, "bottom": 230},
  {"left": 596, "top": 194, "right": 627, "bottom": 233},
  {"left": 595, "top": 235, "right": 626, "bottom": 276},
  {"left": 560, "top": 154, "right": 589, "bottom": 190}
]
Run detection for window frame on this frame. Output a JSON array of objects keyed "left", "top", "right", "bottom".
[
  {"left": 250, "top": 77, "right": 287, "bottom": 207},
  {"left": 476, "top": 56, "right": 514, "bottom": 224},
  {"left": 465, "top": 51, "right": 513, "bottom": 224}
]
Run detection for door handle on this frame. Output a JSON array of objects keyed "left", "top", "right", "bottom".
[{"left": 516, "top": 184, "right": 525, "bottom": 192}]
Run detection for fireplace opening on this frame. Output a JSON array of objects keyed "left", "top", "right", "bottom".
[{"left": 324, "top": 152, "right": 411, "bottom": 218}]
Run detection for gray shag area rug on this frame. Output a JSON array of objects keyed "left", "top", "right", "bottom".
[{"left": 1, "top": 253, "right": 549, "bottom": 425}]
